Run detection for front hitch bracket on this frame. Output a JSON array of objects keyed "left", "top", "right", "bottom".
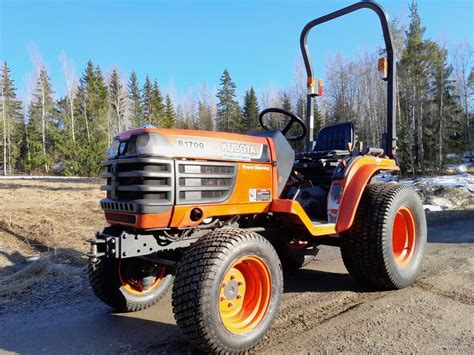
[{"left": 87, "top": 230, "right": 162, "bottom": 263}]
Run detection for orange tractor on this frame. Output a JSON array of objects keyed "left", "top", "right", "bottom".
[{"left": 88, "top": 2, "right": 426, "bottom": 353}]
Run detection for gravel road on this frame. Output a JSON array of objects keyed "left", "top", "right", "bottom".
[{"left": 1, "top": 213, "right": 473, "bottom": 354}]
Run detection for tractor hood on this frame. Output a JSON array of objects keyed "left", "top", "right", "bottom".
[{"left": 107, "top": 128, "right": 271, "bottom": 163}]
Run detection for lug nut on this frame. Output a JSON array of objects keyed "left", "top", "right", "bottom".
[
  {"left": 228, "top": 302, "right": 233, "bottom": 307},
  {"left": 236, "top": 294, "right": 242, "bottom": 300},
  {"left": 222, "top": 282, "right": 227, "bottom": 288},
  {"left": 220, "top": 296, "right": 226, "bottom": 302},
  {"left": 237, "top": 281, "right": 243, "bottom": 286},
  {"left": 230, "top": 275, "right": 235, "bottom": 280}
]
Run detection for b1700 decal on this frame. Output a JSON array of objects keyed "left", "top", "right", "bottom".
[{"left": 170, "top": 135, "right": 269, "bottom": 162}]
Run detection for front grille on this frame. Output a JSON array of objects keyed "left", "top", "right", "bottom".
[
  {"left": 176, "top": 161, "right": 237, "bottom": 204},
  {"left": 100, "top": 158, "right": 174, "bottom": 212},
  {"left": 101, "top": 201, "right": 135, "bottom": 212}
]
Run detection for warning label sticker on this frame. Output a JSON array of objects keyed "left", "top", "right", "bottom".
[{"left": 249, "top": 189, "right": 271, "bottom": 202}]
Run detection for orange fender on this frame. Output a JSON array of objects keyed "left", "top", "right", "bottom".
[{"left": 335, "top": 157, "right": 399, "bottom": 233}]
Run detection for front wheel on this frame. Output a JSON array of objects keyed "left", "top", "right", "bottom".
[
  {"left": 88, "top": 256, "right": 173, "bottom": 312},
  {"left": 172, "top": 228, "right": 283, "bottom": 353},
  {"left": 340, "top": 183, "right": 427, "bottom": 290}
]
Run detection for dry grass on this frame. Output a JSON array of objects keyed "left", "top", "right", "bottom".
[
  {"left": 0, "top": 258, "right": 49, "bottom": 297},
  {"left": 0, "top": 179, "right": 106, "bottom": 264}
]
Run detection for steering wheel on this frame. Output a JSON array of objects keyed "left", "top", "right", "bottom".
[{"left": 259, "top": 108, "right": 307, "bottom": 141}]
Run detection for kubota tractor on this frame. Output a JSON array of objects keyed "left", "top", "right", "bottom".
[{"left": 87, "top": 2, "right": 427, "bottom": 353}]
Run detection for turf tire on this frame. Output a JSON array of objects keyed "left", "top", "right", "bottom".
[
  {"left": 172, "top": 228, "right": 283, "bottom": 354},
  {"left": 88, "top": 257, "right": 173, "bottom": 312},
  {"left": 340, "top": 183, "right": 427, "bottom": 290}
]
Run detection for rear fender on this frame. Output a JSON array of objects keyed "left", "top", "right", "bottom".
[{"left": 335, "top": 157, "right": 399, "bottom": 233}]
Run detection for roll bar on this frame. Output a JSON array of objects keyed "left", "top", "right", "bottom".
[{"left": 300, "top": 1, "right": 396, "bottom": 158}]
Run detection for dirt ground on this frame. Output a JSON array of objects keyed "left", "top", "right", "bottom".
[{"left": 0, "top": 179, "right": 473, "bottom": 353}]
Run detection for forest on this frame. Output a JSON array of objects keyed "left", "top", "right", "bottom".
[{"left": 1, "top": 2, "right": 472, "bottom": 177}]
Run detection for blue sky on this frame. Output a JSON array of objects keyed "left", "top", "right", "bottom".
[{"left": 1, "top": 0, "right": 473, "bottom": 102}]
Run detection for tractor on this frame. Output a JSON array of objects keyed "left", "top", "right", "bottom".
[{"left": 87, "top": 2, "right": 427, "bottom": 353}]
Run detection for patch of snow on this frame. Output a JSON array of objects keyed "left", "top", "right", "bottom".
[
  {"left": 425, "top": 196, "right": 454, "bottom": 209},
  {"left": 402, "top": 173, "right": 474, "bottom": 190},
  {"left": 423, "top": 205, "right": 444, "bottom": 212}
]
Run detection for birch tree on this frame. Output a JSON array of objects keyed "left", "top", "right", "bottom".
[{"left": 59, "top": 51, "right": 78, "bottom": 143}]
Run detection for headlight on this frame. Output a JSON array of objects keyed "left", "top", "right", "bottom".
[
  {"left": 106, "top": 139, "right": 120, "bottom": 159},
  {"left": 126, "top": 132, "right": 170, "bottom": 156}
]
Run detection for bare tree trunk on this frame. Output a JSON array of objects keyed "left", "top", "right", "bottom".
[
  {"left": 69, "top": 95, "right": 75, "bottom": 143},
  {"left": 7, "top": 116, "right": 11, "bottom": 174},
  {"left": 418, "top": 100, "right": 425, "bottom": 175},
  {"left": 25, "top": 113, "right": 31, "bottom": 167},
  {"left": 409, "top": 92, "right": 416, "bottom": 176},
  {"left": 83, "top": 98, "right": 91, "bottom": 145},
  {"left": 438, "top": 76, "right": 444, "bottom": 172},
  {"left": 2, "top": 91, "right": 6, "bottom": 176},
  {"left": 41, "top": 80, "right": 48, "bottom": 173}
]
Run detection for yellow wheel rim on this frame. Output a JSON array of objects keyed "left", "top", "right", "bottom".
[
  {"left": 118, "top": 260, "right": 165, "bottom": 295},
  {"left": 218, "top": 256, "right": 272, "bottom": 334}
]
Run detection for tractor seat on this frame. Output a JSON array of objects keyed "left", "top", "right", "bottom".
[{"left": 306, "top": 122, "right": 354, "bottom": 158}]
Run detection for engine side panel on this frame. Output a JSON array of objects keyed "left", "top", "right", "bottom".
[{"left": 170, "top": 162, "right": 274, "bottom": 228}]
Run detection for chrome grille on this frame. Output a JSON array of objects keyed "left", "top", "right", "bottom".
[
  {"left": 100, "top": 158, "right": 174, "bottom": 212},
  {"left": 176, "top": 161, "right": 236, "bottom": 204}
]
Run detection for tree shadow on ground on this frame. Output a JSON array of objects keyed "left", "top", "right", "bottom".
[
  {"left": 0, "top": 304, "right": 198, "bottom": 354},
  {"left": 426, "top": 209, "right": 474, "bottom": 244},
  {"left": 283, "top": 267, "right": 366, "bottom": 294}
]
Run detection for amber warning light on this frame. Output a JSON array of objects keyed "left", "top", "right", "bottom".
[
  {"left": 378, "top": 57, "right": 388, "bottom": 80},
  {"left": 307, "top": 77, "right": 323, "bottom": 96}
]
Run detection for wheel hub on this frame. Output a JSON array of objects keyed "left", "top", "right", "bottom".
[{"left": 224, "top": 280, "right": 239, "bottom": 300}]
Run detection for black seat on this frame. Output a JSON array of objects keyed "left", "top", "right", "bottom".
[{"left": 311, "top": 122, "right": 354, "bottom": 158}]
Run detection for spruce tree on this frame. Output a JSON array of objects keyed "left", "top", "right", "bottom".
[
  {"left": 27, "top": 68, "right": 55, "bottom": 172},
  {"left": 76, "top": 60, "right": 95, "bottom": 145},
  {"left": 151, "top": 80, "right": 164, "bottom": 127},
  {"left": 108, "top": 68, "right": 126, "bottom": 135},
  {"left": 163, "top": 94, "right": 175, "bottom": 128},
  {"left": 313, "top": 100, "right": 323, "bottom": 137},
  {"left": 74, "top": 60, "right": 109, "bottom": 176},
  {"left": 92, "top": 65, "right": 109, "bottom": 140},
  {"left": 216, "top": 69, "right": 243, "bottom": 133},
  {"left": 428, "top": 42, "right": 463, "bottom": 172},
  {"left": 281, "top": 92, "right": 292, "bottom": 112},
  {"left": 242, "top": 87, "right": 260, "bottom": 132},
  {"left": 399, "top": 1, "right": 431, "bottom": 175},
  {"left": 198, "top": 101, "right": 214, "bottom": 131},
  {"left": 128, "top": 71, "right": 143, "bottom": 128},
  {"left": 0, "top": 62, "right": 23, "bottom": 174},
  {"left": 141, "top": 76, "right": 153, "bottom": 125}
]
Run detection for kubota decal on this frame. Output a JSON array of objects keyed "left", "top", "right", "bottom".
[{"left": 169, "top": 135, "right": 268, "bottom": 162}]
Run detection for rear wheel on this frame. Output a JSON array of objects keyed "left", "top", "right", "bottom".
[
  {"left": 340, "top": 183, "right": 427, "bottom": 289},
  {"left": 172, "top": 228, "right": 283, "bottom": 354},
  {"left": 88, "top": 256, "right": 173, "bottom": 312}
]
